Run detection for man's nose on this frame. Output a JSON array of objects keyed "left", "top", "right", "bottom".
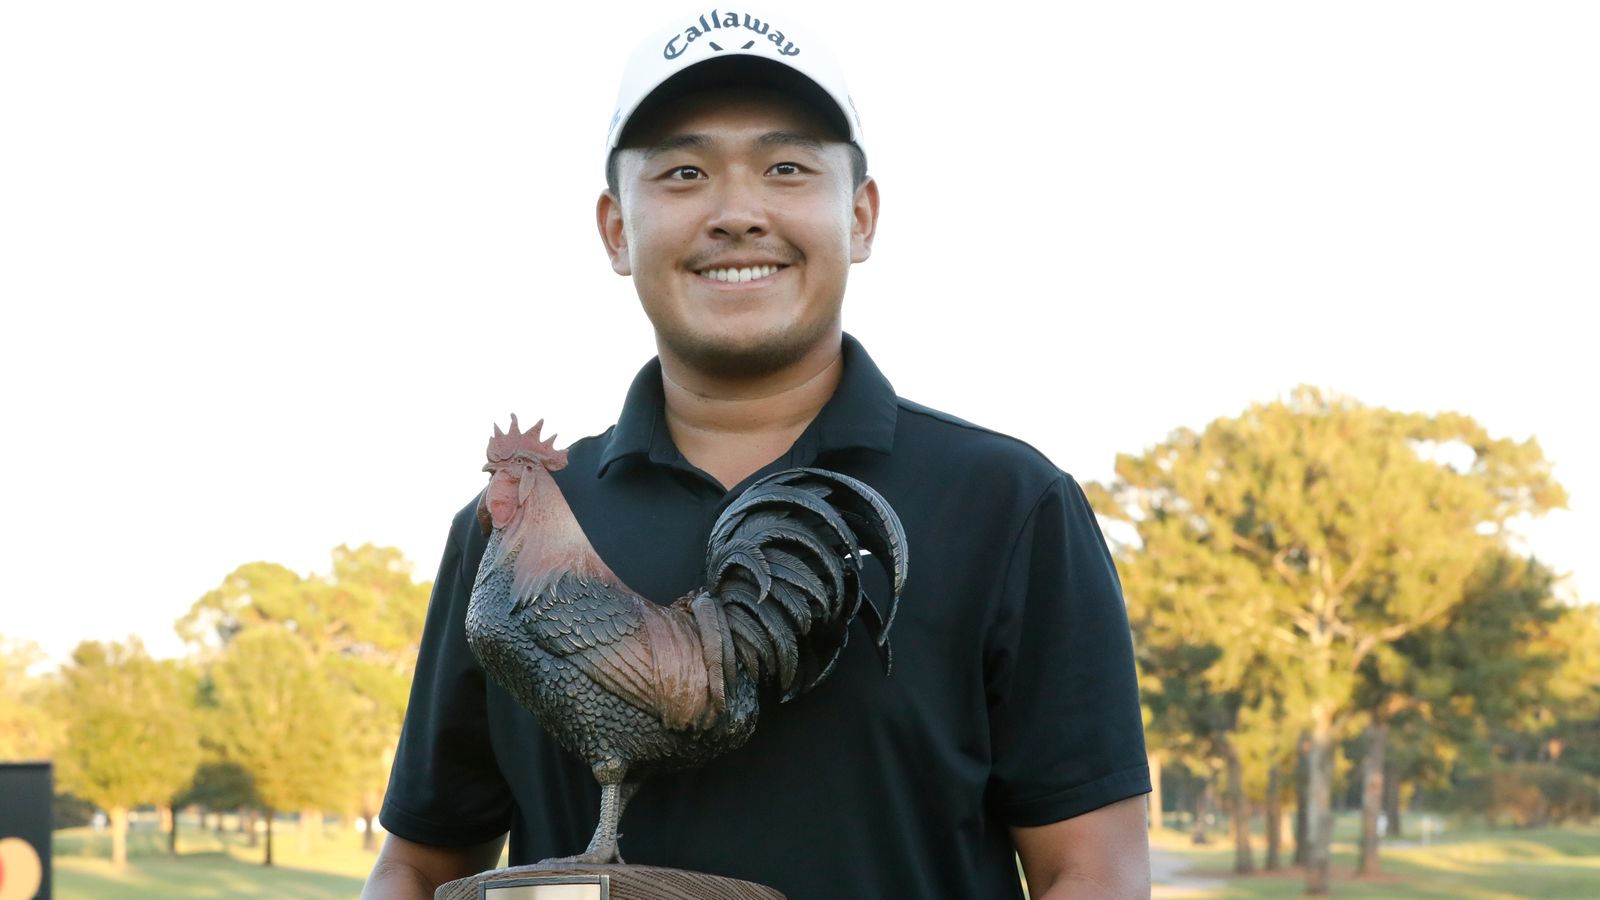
[{"left": 705, "top": 173, "right": 768, "bottom": 239}]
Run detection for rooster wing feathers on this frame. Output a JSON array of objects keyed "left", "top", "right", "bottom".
[{"left": 509, "top": 571, "right": 716, "bottom": 731}]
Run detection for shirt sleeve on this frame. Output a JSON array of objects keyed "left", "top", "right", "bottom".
[
  {"left": 985, "top": 473, "right": 1150, "bottom": 826},
  {"left": 379, "top": 497, "right": 515, "bottom": 845}
]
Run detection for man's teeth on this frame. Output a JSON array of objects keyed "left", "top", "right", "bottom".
[{"left": 699, "top": 265, "right": 784, "bottom": 283}]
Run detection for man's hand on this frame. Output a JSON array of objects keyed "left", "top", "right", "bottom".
[
  {"left": 1012, "top": 794, "right": 1151, "bottom": 899},
  {"left": 361, "top": 832, "right": 506, "bottom": 900}
]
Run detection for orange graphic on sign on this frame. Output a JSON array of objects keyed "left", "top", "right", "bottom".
[{"left": 0, "top": 836, "right": 44, "bottom": 900}]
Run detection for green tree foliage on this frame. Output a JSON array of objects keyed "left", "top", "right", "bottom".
[
  {"left": 179, "top": 545, "right": 430, "bottom": 854},
  {"left": 208, "top": 625, "right": 356, "bottom": 865},
  {"left": 174, "top": 760, "right": 258, "bottom": 818},
  {"left": 1443, "top": 762, "right": 1600, "bottom": 826},
  {"left": 1350, "top": 552, "right": 1564, "bottom": 872},
  {"left": 1544, "top": 610, "right": 1600, "bottom": 787},
  {"left": 52, "top": 638, "right": 202, "bottom": 869},
  {"left": 1382, "top": 556, "right": 1600, "bottom": 831},
  {"left": 0, "top": 634, "right": 58, "bottom": 760},
  {"left": 1090, "top": 387, "right": 1564, "bottom": 894},
  {"left": 179, "top": 544, "right": 428, "bottom": 667},
  {"left": 1394, "top": 555, "right": 1572, "bottom": 756}
]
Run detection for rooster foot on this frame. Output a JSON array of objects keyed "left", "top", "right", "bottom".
[{"left": 539, "top": 846, "right": 624, "bottom": 866}]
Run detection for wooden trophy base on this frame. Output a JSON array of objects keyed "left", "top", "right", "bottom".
[{"left": 436, "top": 863, "right": 787, "bottom": 900}]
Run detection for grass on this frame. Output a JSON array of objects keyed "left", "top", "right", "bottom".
[
  {"left": 53, "top": 813, "right": 374, "bottom": 899},
  {"left": 51, "top": 811, "right": 1600, "bottom": 898},
  {"left": 54, "top": 855, "right": 365, "bottom": 900},
  {"left": 1152, "top": 816, "right": 1600, "bottom": 898}
]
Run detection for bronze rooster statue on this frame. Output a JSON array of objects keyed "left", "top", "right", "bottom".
[{"left": 465, "top": 415, "right": 907, "bottom": 864}]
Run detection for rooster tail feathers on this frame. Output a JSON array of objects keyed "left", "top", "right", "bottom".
[
  {"left": 796, "top": 468, "right": 907, "bottom": 659},
  {"left": 704, "top": 467, "right": 908, "bottom": 700},
  {"left": 709, "top": 542, "right": 773, "bottom": 600}
]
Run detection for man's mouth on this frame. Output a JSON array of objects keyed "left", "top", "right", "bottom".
[{"left": 696, "top": 264, "right": 788, "bottom": 284}]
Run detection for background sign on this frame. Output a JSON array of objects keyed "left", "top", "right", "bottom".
[{"left": 0, "top": 762, "right": 51, "bottom": 900}]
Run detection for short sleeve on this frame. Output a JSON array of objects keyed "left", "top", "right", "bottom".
[
  {"left": 379, "top": 498, "right": 515, "bottom": 845},
  {"left": 985, "top": 473, "right": 1150, "bottom": 826}
]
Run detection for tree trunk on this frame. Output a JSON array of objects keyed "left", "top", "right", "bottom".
[
  {"left": 1225, "top": 740, "right": 1255, "bottom": 874},
  {"left": 1265, "top": 763, "right": 1283, "bottom": 871},
  {"left": 168, "top": 804, "right": 179, "bottom": 855},
  {"left": 1148, "top": 752, "right": 1164, "bottom": 832},
  {"left": 1359, "top": 719, "right": 1388, "bottom": 877},
  {"left": 1191, "top": 775, "right": 1213, "bottom": 845},
  {"left": 264, "top": 808, "right": 275, "bottom": 867},
  {"left": 1383, "top": 764, "right": 1403, "bottom": 838},
  {"left": 299, "top": 807, "right": 320, "bottom": 854},
  {"left": 110, "top": 805, "right": 129, "bottom": 870},
  {"left": 1294, "top": 734, "right": 1310, "bottom": 867},
  {"left": 245, "top": 808, "right": 259, "bottom": 848},
  {"left": 1305, "top": 712, "right": 1336, "bottom": 894},
  {"left": 1173, "top": 769, "right": 1188, "bottom": 831}
]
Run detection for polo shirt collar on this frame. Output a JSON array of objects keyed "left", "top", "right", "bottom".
[{"left": 595, "top": 333, "right": 897, "bottom": 478}]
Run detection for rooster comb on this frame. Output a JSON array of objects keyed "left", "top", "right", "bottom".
[{"left": 486, "top": 414, "right": 568, "bottom": 468}]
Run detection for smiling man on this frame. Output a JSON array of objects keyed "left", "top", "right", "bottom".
[{"left": 365, "top": 10, "right": 1150, "bottom": 900}]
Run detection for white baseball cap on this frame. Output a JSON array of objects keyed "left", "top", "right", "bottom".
[{"left": 605, "top": 8, "right": 865, "bottom": 159}]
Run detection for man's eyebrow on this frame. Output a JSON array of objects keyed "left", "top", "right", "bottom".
[
  {"left": 637, "top": 130, "right": 828, "bottom": 161},
  {"left": 640, "top": 133, "right": 710, "bottom": 161},
  {"left": 756, "top": 130, "right": 826, "bottom": 152}
]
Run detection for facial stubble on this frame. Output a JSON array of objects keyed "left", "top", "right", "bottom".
[{"left": 649, "top": 291, "right": 844, "bottom": 380}]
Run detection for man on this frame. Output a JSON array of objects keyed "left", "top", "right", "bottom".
[{"left": 365, "top": 10, "right": 1150, "bottom": 899}]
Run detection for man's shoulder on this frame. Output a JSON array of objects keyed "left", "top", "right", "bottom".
[{"left": 891, "top": 396, "right": 1072, "bottom": 486}]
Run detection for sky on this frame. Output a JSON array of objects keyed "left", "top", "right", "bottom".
[{"left": 2, "top": 1, "right": 1596, "bottom": 664}]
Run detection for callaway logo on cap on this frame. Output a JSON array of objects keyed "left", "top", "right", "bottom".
[{"left": 606, "top": 7, "right": 865, "bottom": 157}]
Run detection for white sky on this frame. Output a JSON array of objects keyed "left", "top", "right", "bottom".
[{"left": 2, "top": 2, "right": 1595, "bottom": 664}]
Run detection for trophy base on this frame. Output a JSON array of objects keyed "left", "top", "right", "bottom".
[{"left": 436, "top": 863, "right": 787, "bottom": 900}]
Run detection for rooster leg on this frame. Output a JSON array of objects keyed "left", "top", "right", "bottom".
[{"left": 542, "top": 758, "right": 630, "bottom": 865}]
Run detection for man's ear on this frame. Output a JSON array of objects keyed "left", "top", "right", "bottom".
[
  {"left": 850, "top": 176, "right": 880, "bottom": 264},
  {"left": 596, "top": 190, "right": 631, "bottom": 276}
]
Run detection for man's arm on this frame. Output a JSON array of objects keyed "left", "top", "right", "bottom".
[
  {"left": 1013, "top": 795, "right": 1151, "bottom": 900},
  {"left": 361, "top": 832, "right": 506, "bottom": 900}
]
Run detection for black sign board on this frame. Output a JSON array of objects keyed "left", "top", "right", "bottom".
[{"left": 0, "top": 762, "right": 51, "bottom": 899}]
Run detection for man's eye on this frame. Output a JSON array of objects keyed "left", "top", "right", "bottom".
[
  {"left": 668, "top": 166, "right": 704, "bottom": 180},
  {"left": 768, "top": 162, "right": 802, "bottom": 176}
]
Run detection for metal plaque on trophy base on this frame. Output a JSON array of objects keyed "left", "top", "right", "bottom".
[{"left": 436, "top": 864, "right": 786, "bottom": 900}]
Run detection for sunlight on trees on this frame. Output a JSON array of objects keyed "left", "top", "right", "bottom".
[
  {"left": 51, "top": 639, "right": 201, "bottom": 870},
  {"left": 1089, "top": 387, "right": 1583, "bottom": 895}
]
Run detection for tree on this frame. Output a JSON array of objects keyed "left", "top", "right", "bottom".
[
  {"left": 179, "top": 545, "right": 427, "bottom": 666},
  {"left": 178, "top": 544, "right": 430, "bottom": 849},
  {"left": 1091, "top": 388, "right": 1564, "bottom": 894},
  {"left": 1352, "top": 551, "right": 1569, "bottom": 873},
  {"left": 316, "top": 545, "right": 428, "bottom": 849},
  {"left": 208, "top": 625, "right": 358, "bottom": 865},
  {"left": 52, "top": 639, "right": 201, "bottom": 869},
  {"left": 0, "top": 634, "right": 59, "bottom": 761},
  {"left": 173, "top": 760, "right": 257, "bottom": 843}
]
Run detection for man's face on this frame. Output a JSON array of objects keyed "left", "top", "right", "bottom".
[{"left": 598, "top": 87, "right": 878, "bottom": 379}]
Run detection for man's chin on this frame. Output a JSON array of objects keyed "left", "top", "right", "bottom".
[{"left": 659, "top": 325, "right": 836, "bottom": 380}]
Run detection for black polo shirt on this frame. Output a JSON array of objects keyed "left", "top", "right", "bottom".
[{"left": 381, "top": 335, "right": 1149, "bottom": 900}]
